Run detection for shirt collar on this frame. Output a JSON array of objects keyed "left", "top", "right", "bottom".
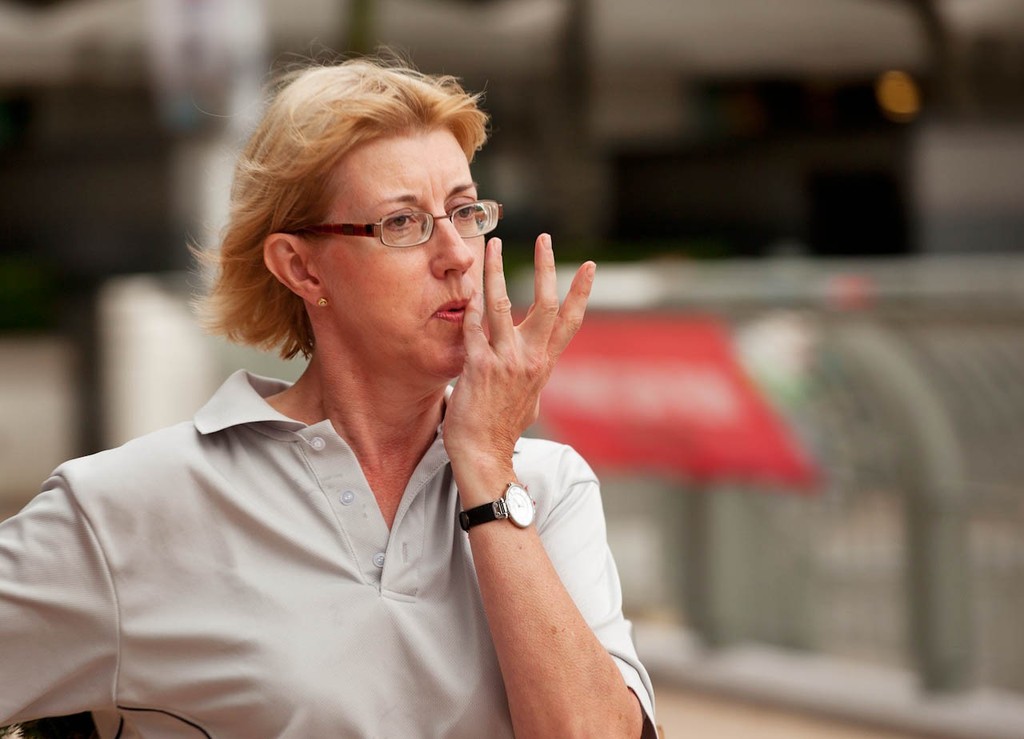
[
  {"left": 194, "top": 370, "right": 459, "bottom": 437},
  {"left": 193, "top": 370, "right": 307, "bottom": 434}
]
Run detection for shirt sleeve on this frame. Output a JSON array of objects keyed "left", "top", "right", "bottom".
[
  {"left": 531, "top": 445, "right": 658, "bottom": 735},
  {"left": 0, "top": 473, "right": 120, "bottom": 725}
]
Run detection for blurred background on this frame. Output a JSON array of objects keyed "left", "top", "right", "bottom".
[{"left": 2, "top": 0, "right": 1024, "bottom": 736}]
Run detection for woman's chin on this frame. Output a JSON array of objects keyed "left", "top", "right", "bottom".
[{"left": 432, "top": 346, "right": 468, "bottom": 380}]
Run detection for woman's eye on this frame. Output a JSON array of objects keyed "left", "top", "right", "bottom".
[
  {"left": 384, "top": 214, "right": 415, "bottom": 230},
  {"left": 452, "top": 204, "right": 482, "bottom": 224}
]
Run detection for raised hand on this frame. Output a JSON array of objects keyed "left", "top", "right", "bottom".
[{"left": 443, "top": 233, "right": 595, "bottom": 505}]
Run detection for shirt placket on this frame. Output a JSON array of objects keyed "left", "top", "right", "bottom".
[
  {"left": 378, "top": 434, "right": 451, "bottom": 599},
  {"left": 298, "top": 423, "right": 391, "bottom": 589}
]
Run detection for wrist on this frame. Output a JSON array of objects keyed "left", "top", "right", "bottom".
[{"left": 451, "top": 459, "right": 517, "bottom": 509}]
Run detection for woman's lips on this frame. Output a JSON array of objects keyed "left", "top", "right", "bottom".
[{"left": 434, "top": 300, "right": 468, "bottom": 322}]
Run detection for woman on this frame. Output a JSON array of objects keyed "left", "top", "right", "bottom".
[{"left": 0, "top": 57, "right": 656, "bottom": 738}]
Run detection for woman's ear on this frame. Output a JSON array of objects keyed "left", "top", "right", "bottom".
[{"left": 264, "top": 233, "right": 322, "bottom": 304}]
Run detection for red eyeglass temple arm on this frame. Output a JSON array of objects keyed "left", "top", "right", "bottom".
[{"left": 301, "top": 223, "right": 378, "bottom": 237}]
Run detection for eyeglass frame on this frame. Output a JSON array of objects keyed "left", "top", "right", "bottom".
[{"left": 290, "top": 199, "right": 503, "bottom": 248}]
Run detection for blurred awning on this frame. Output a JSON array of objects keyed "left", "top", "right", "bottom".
[{"left": 540, "top": 314, "right": 818, "bottom": 489}]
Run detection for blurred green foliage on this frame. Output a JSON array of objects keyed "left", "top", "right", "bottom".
[{"left": 0, "top": 258, "right": 60, "bottom": 331}]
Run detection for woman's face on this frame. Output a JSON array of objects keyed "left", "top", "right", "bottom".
[{"left": 309, "top": 128, "right": 485, "bottom": 384}]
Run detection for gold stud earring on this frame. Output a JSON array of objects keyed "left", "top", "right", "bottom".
[{"left": 317, "top": 298, "right": 329, "bottom": 307}]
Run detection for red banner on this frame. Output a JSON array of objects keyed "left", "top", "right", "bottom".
[{"left": 540, "top": 314, "right": 818, "bottom": 490}]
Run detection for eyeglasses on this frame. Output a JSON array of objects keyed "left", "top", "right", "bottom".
[{"left": 294, "top": 200, "right": 503, "bottom": 248}]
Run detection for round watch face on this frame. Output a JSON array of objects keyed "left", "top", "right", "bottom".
[{"left": 505, "top": 485, "right": 535, "bottom": 527}]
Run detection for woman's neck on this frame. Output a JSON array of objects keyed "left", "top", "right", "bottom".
[{"left": 266, "top": 353, "right": 447, "bottom": 473}]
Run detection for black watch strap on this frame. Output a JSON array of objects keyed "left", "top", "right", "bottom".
[{"left": 459, "top": 499, "right": 505, "bottom": 532}]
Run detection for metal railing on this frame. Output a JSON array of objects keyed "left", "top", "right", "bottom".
[{"left": 529, "top": 255, "right": 1024, "bottom": 696}]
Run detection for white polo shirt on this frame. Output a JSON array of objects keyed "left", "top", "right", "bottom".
[{"left": 0, "top": 370, "right": 655, "bottom": 738}]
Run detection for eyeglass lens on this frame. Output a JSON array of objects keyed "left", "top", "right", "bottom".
[{"left": 380, "top": 201, "right": 499, "bottom": 247}]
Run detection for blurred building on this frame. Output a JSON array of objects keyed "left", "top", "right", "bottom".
[{"left": 1, "top": 0, "right": 1023, "bottom": 272}]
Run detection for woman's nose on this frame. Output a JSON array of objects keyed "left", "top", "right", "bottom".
[{"left": 430, "top": 218, "right": 476, "bottom": 276}]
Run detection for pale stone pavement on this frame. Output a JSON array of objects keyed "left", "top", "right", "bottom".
[{"left": 652, "top": 680, "right": 922, "bottom": 739}]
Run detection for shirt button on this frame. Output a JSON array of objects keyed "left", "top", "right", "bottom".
[
  {"left": 309, "top": 436, "right": 326, "bottom": 451},
  {"left": 340, "top": 490, "right": 356, "bottom": 506},
  {"left": 372, "top": 552, "right": 386, "bottom": 568}
]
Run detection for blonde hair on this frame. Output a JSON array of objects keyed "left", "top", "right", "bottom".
[{"left": 197, "top": 56, "right": 490, "bottom": 359}]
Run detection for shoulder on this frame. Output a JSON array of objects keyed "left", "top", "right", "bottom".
[
  {"left": 26, "top": 422, "right": 212, "bottom": 568},
  {"left": 512, "top": 436, "right": 599, "bottom": 505},
  {"left": 47, "top": 421, "right": 218, "bottom": 529},
  {"left": 55, "top": 421, "right": 204, "bottom": 490},
  {"left": 516, "top": 433, "right": 598, "bottom": 481},
  {"left": 53, "top": 367, "right": 296, "bottom": 497}
]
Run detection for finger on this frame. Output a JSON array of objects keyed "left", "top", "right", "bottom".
[
  {"left": 548, "top": 261, "right": 595, "bottom": 361},
  {"left": 483, "top": 238, "right": 515, "bottom": 347},
  {"left": 521, "top": 233, "right": 560, "bottom": 343},
  {"left": 461, "top": 290, "right": 489, "bottom": 357}
]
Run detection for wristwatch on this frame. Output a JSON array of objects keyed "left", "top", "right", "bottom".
[{"left": 459, "top": 483, "right": 536, "bottom": 531}]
